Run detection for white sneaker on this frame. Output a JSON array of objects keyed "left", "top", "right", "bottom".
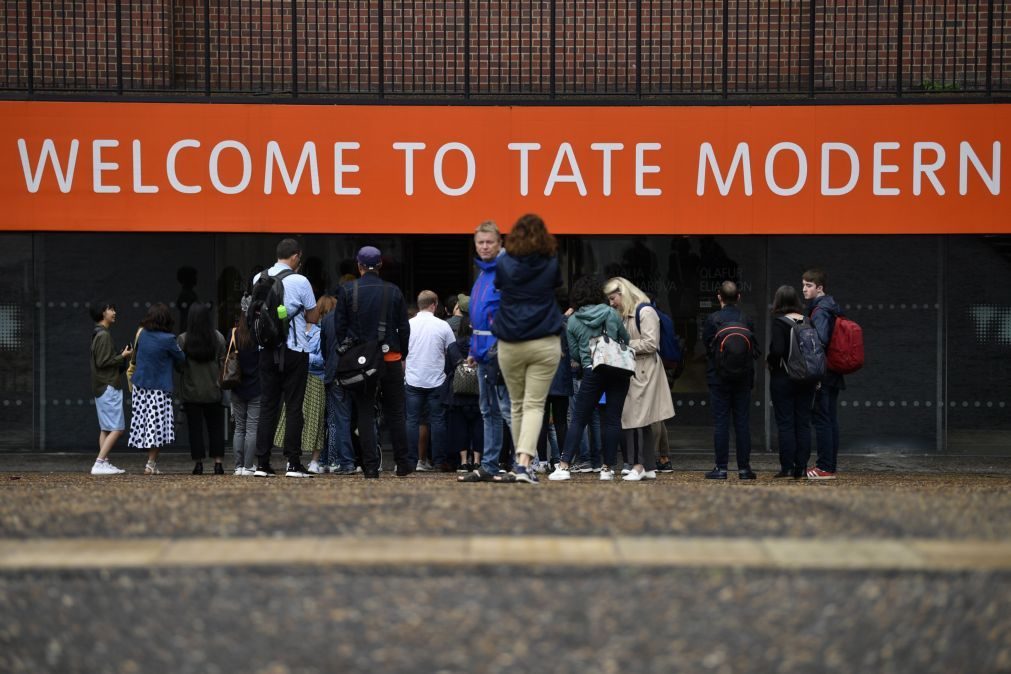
[
  {"left": 416, "top": 460, "right": 434, "bottom": 472},
  {"left": 307, "top": 460, "right": 322, "bottom": 475},
  {"left": 233, "top": 466, "right": 244, "bottom": 476},
  {"left": 599, "top": 467, "right": 615, "bottom": 481},
  {"left": 90, "top": 460, "right": 124, "bottom": 475},
  {"left": 642, "top": 470, "right": 657, "bottom": 480},
  {"left": 621, "top": 464, "right": 632, "bottom": 475},
  {"left": 622, "top": 468, "right": 645, "bottom": 481},
  {"left": 144, "top": 462, "right": 161, "bottom": 475},
  {"left": 548, "top": 466, "right": 571, "bottom": 481}
]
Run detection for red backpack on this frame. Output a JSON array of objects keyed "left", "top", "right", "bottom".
[{"left": 818, "top": 309, "right": 864, "bottom": 375}]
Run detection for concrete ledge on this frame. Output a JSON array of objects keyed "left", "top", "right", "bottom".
[{"left": 1, "top": 536, "right": 1009, "bottom": 572}]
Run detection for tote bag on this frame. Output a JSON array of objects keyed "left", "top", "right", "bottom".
[
  {"left": 220, "top": 329, "right": 242, "bottom": 390},
  {"left": 588, "top": 332, "right": 635, "bottom": 376}
]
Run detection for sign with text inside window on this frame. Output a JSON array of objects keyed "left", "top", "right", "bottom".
[{"left": 1, "top": 101, "right": 1006, "bottom": 234}]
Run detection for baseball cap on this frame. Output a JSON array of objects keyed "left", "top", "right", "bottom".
[
  {"left": 457, "top": 294, "right": 470, "bottom": 314},
  {"left": 356, "top": 246, "right": 382, "bottom": 268}
]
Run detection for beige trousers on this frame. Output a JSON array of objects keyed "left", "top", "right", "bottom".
[{"left": 497, "top": 336, "right": 562, "bottom": 458}]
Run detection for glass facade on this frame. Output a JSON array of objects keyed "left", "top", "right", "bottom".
[{"left": 0, "top": 232, "right": 1007, "bottom": 454}]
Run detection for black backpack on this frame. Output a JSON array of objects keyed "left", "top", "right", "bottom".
[
  {"left": 711, "top": 321, "right": 757, "bottom": 382},
  {"left": 246, "top": 268, "right": 301, "bottom": 349}
]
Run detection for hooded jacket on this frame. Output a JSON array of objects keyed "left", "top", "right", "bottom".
[
  {"left": 491, "top": 252, "right": 563, "bottom": 343},
  {"left": 566, "top": 304, "right": 630, "bottom": 370},
  {"left": 468, "top": 254, "right": 502, "bottom": 363},
  {"left": 808, "top": 294, "right": 846, "bottom": 389}
]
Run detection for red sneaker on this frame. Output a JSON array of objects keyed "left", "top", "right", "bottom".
[{"left": 806, "top": 467, "right": 837, "bottom": 480}]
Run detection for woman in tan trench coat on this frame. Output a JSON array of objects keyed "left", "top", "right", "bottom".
[{"left": 603, "top": 277, "right": 675, "bottom": 481}]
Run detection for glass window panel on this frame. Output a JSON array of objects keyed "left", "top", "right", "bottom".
[
  {"left": 0, "top": 235, "right": 34, "bottom": 451},
  {"left": 944, "top": 236, "right": 1011, "bottom": 454},
  {"left": 767, "top": 235, "right": 941, "bottom": 452}
]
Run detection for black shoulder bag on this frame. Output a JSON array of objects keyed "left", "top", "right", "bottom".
[{"left": 335, "top": 281, "right": 391, "bottom": 392}]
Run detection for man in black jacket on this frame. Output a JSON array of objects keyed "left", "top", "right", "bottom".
[
  {"left": 329, "top": 246, "right": 412, "bottom": 478},
  {"left": 701, "top": 281, "right": 757, "bottom": 480}
]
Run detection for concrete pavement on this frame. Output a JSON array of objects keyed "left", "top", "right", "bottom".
[{"left": 0, "top": 452, "right": 1009, "bottom": 674}]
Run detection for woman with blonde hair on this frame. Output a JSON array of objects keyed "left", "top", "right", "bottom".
[
  {"left": 490, "top": 213, "right": 564, "bottom": 484},
  {"left": 603, "top": 277, "right": 675, "bottom": 481},
  {"left": 274, "top": 294, "right": 338, "bottom": 474}
]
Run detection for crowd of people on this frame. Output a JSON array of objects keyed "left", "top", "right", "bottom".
[{"left": 88, "top": 216, "right": 849, "bottom": 483}]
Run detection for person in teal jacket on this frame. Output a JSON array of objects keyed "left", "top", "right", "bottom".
[{"left": 549, "top": 275, "right": 632, "bottom": 482}]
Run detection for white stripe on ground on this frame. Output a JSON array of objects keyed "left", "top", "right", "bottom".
[{"left": 0, "top": 536, "right": 1008, "bottom": 572}]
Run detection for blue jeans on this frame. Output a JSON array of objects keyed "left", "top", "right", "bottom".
[
  {"left": 478, "top": 360, "right": 512, "bottom": 474},
  {"left": 406, "top": 384, "right": 448, "bottom": 466},
  {"left": 770, "top": 372, "right": 816, "bottom": 474},
  {"left": 562, "top": 368, "right": 630, "bottom": 468},
  {"left": 813, "top": 385, "right": 841, "bottom": 473},
  {"left": 324, "top": 382, "right": 355, "bottom": 470},
  {"left": 709, "top": 381, "right": 753, "bottom": 470}
]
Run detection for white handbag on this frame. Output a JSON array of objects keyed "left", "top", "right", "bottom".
[{"left": 588, "top": 332, "right": 635, "bottom": 375}]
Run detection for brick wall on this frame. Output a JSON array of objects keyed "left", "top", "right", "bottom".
[{"left": 1, "top": 0, "right": 1007, "bottom": 96}]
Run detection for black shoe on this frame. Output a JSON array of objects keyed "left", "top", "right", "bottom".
[
  {"left": 254, "top": 464, "right": 277, "bottom": 477},
  {"left": 773, "top": 470, "right": 792, "bottom": 478},
  {"left": 705, "top": 467, "right": 728, "bottom": 480},
  {"left": 656, "top": 460, "right": 675, "bottom": 473},
  {"left": 738, "top": 469, "right": 757, "bottom": 480},
  {"left": 792, "top": 467, "right": 806, "bottom": 479},
  {"left": 192, "top": 462, "right": 203, "bottom": 475},
  {"left": 363, "top": 470, "right": 380, "bottom": 479},
  {"left": 213, "top": 462, "right": 224, "bottom": 475},
  {"left": 285, "top": 463, "right": 314, "bottom": 478},
  {"left": 395, "top": 465, "right": 415, "bottom": 478}
]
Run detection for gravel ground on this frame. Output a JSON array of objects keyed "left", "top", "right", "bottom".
[
  {"left": 1, "top": 566, "right": 1008, "bottom": 674},
  {"left": 1, "top": 470, "right": 1009, "bottom": 541},
  {"left": 2, "top": 453, "right": 1008, "bottom": 673}
]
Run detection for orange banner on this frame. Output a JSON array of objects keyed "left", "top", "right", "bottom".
[{"left": 1, "top": 101, "right": 1007, "bottom": 234}]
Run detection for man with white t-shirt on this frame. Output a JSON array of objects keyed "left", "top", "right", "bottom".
[
  {"left": 405, "top": 290, "right": 456, "bottom": 471},
  {"left": 252, "top": 238, "right": 319, "bottom": 478}
]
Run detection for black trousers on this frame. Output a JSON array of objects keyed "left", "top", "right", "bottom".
[
  {"left": 536, "top": 395, "right": 570, "bottom": 461},
  {"left": 255, "top": 347, "right": 309, "bottom": 466},
  {"left": 351, "top": 361, "right": 409, "bottom": 475},
  {"left": 184, "top": 401, "right": 225, "bottom": 461}
]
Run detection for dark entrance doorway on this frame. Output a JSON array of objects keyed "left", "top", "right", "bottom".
[{"left": 404, "top": 235, "right": 474, "bottom": 311}]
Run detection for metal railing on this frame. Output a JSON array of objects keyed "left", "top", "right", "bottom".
[{"left": 1, "top": 0, "right": 1007, "bottom": 101}]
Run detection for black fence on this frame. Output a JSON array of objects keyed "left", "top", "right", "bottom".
[{"left": 1, "top": 0, "right": 1008, "bottom": 101}]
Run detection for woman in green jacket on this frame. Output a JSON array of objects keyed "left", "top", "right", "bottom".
[{"left": 548, "top": 276, "right": 632, "bottom": 482}]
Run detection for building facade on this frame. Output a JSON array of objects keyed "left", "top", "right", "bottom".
[{"left": 1, "top": 1, "right": 1009, "bottom": 453}]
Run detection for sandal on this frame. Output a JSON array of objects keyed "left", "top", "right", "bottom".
[{"left": 458, "top": 467, "right": 505, "bottom": 483}]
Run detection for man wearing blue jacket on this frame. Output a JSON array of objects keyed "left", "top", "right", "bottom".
[
  {"left": 802, "top": 268, "right": 845, "bottom": 480},
  {"left": 464, "top": 221, "right": 513, "bottom": 480}
]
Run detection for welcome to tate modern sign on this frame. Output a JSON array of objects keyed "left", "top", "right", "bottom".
[{"left": 0, "top": 101, "right": 1005, "bottom": 235}]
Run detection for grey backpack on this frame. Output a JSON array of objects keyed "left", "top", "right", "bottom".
[{"left": 779, "top": 316, "right": 826, "bottom": 384}]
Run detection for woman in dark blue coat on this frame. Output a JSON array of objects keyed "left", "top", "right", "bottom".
[
  {"left": 767, "top": 285, "right": 818, "bottom": 478},
  {"left": 491, "top": 213, "right": 564, "bottom": 484}
]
